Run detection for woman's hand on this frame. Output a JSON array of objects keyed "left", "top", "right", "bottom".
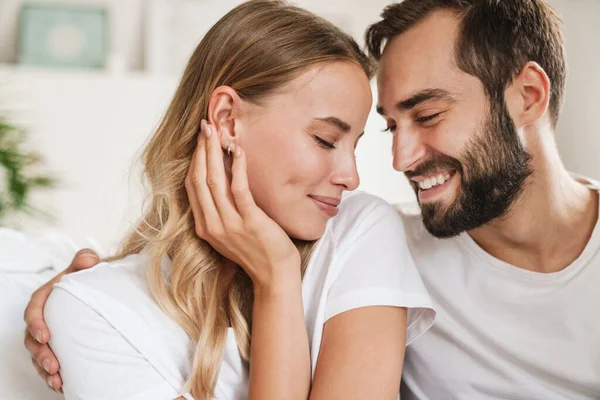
[
  {"left": 187, "top": 120, "right": 310, "bottom": 399},
  {"left": 185, "top": 120, "right": 300, "bottom": 290}
]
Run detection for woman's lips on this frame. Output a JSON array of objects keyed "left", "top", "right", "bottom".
[{"left": 309, "top": 195, "right": 340, "bottom": 217}]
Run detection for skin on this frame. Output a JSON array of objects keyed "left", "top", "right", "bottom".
[
  {"left": 25, "top": 61, "right": 408, "bottom": 399},
  {"left": 28, "top": 8, "right": 599, "bottom": 397},
  {"left": 376, "top": 10, "right": 598, "bottom": 273},
  {"left": 208, "top": 62, "right": 370, "bottom": 242},
  {"left": 24, "top": 249, "right": 100, "bottom": 393}
]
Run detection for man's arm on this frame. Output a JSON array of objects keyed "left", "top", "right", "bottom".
[{"left": 23, "top": 249, "right": 100, "bottom": 392}]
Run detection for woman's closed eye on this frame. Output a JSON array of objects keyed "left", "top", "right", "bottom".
[{"left": 313, "top": 135, "right": 336, "bottom": 150}]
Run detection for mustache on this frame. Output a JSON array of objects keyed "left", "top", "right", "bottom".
[{"left": 405, "top": 155, "right": 462, "bottom": 179}]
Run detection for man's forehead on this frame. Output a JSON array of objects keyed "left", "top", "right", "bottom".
[
  {"left": 376, "top": 58, "right": 459, "bottom": 108},
  {"left": 378, "top": 10, "right": 460, "bottom": 73},
  {"left": 376, "top": 13, "right": 464, "bottom": 106}
]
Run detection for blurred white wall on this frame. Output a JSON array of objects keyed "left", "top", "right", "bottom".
[
  {"left": 0, "top": 0, "right": 411, "bottom": 251},
  {"left": 0, "top": 68, "right": 410, "bottom": 252},
  {"left": 546, "top": 0, "right": 600, "bottom": 180},
  {"left": 0, "top": 0, "right": 393, "bottom": 68},
  {"left": 0, "top": 0, "right": 598, "bottom": 251},
  {"left": 0, "top": 67, "right": 177, "bottom": 251}
]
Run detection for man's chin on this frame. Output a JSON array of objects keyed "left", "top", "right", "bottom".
[{"left": 420, "top": 202, "right": 465, "bottom": 239}]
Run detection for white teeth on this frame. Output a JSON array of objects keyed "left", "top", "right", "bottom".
[{"left": 418, "top": 172, "right": 452, "bottom": 190}]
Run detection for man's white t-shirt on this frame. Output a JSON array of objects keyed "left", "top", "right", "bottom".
[
  {"left": 45, "top": 191, "right": 435, "bottom": 400},
  {"left": 400, "top": 178, "right": 600, "bottom": 400}
]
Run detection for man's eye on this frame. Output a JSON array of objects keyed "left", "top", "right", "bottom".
[{"left": 416, "top": 113, "right": 441, "bottom": 123}]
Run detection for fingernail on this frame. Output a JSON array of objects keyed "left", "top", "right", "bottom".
[
  {"left": 36, "top": 330, "right": 43, "bottom": 343},
  {"left": 205, "top": 125, "right": 212, "bottom": 138},
  {"left": 235, "top": 146, "right": 242, "bottom": 157},
  {"left": 46, "top": 376, "right": 54, "bottom": 388},
  {"left": 43, "top": 359, "right": 50, "bottom": 373},
  {"left": 79, "top": 251, "right": 97, "bottom": 260}
]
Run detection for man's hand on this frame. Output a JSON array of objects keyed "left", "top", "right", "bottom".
[{"left": 23, "top": 249, "right": 100, "bottom": 392}]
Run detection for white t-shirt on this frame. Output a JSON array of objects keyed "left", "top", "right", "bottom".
[
  {"left": 400, "top": 178, "right": 600, "bottom": 400},
  {"left": 45, "top": 191, "right": 435, "bottom": 400}
]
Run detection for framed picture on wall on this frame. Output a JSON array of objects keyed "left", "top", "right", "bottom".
[{"left": 18, "top": 3, "right": 108, "bottom": 69}]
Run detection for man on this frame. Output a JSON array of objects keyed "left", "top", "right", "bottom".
[
  {"left": 25, "top": 0, "right": 599, "bottom": 398},
  {"left": 366, "top": 0, "right": 599, "bottom": 398}
]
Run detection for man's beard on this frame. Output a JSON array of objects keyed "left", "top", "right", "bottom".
[{"left": 408, "top": 100, "right": 533, "bottom": 238}]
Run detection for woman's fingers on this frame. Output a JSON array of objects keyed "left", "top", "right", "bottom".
[
  {"left": 204, "top": 121, "right": 240, "bottom": 223},
  {"left": 231, "top": 146, "right": 258, "bottom": 219},
  {"left": 190, "top": 121, "right": 221, "bottom": 236}
]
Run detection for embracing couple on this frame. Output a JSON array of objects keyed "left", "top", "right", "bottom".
[{"left": 22, "top": 0, "right": 600, "bottom": 399}]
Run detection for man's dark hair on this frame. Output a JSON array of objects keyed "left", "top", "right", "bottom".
[{"left": 366, "top": 0, "right": 567, "bottom": 127}]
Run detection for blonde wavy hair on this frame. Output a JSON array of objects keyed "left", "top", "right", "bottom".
[{"left": 111, "top": 1, "right": 374, "bottom": 398}]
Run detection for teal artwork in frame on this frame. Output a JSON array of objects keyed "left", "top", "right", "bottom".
[{"left": 18, "top": 3, "right": 108, "bottom": 69}]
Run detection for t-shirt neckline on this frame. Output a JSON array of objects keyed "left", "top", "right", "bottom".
[{"left": 454, "top": 175, "right": 600, "bottom": 282}]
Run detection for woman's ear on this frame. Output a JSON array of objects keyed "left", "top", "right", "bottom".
[
  {"left": 207, "top": 86, "right": 245, "bottom": 150},
  {"left": 505, "top": 61, "right": 551, "bottom": 128}
]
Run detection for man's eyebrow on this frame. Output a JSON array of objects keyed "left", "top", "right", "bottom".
[
  {"left": 314, "top": 116, "right": 351, "bottom": 133},
  {"left": 376, "top": 89, "right": 457, "bottom": 115}
]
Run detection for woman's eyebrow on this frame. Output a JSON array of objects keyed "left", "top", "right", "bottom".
[{"left": 313, "top": 116, "right": 351, "bottom": 133}]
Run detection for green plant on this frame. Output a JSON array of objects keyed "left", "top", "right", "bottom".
[{"left": 0, "top": 117, "right": 56, "bottom": 224}]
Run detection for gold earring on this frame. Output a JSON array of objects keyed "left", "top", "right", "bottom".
[{"left": 227, "top": 142, "right": 232, "bottom": 158}]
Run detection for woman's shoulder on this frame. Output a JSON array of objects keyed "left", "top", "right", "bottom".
[
  {"left": 334, "top": 191, "right": 400, "bottom": 225},
  {"left": 44, "top": 253, "right": 193, "bottom": 398},
  {"left": 47, "top": 252, "right": 174, "bottom": 330},
  {"left": 58, "top": 252, "right": 150, "bottom": 296},
  {"left": 328, "top": 191, "right": 405, "bottom": 246},
  {"left": 45, "top": 251, "right": 190, "bottom": 356},
  {"left": 50, "top": 252, "right": 156, "bottom": 310},
  {"left": 43, "top": 255, "right": 148, "bottom": 338}
]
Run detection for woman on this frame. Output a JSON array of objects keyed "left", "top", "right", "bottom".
[{"left": 40, "top": 1, "right": 434, "bottom": 399}]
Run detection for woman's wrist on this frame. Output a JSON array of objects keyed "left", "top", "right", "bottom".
[{"left": 252, "top": 258, "right": 302, "bottom": 298}]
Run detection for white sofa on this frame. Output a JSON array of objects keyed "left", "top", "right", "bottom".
[{"left": 0, "top": 229, "right": 102, "bottom": 400}]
